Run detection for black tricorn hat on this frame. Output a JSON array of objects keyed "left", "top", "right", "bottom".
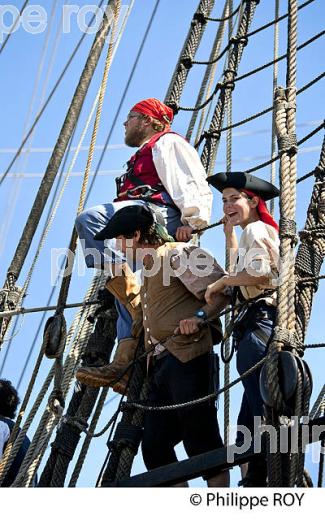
[
  {"left": 207, "top": 171, "right": 279, "bottom": 201},
  {"left": 95, "top": 205, "right": 157, "bottom": 241}
]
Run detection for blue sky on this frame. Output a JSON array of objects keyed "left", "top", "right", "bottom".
[{"left": 0, "top": 0, "right": 324, "bottom": 488}]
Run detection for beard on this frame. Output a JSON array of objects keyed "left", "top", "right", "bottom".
[{"left": 124, "top": 125, "right": 147, "bottom": 147}]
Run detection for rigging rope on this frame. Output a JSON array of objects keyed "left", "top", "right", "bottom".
[
  {"left": 0, "top": 0, "right": 106, "bottom": 187},
  {"left": 223, "top": 0, "right": 234, "bottom": 447},
  {"left": 270, "top": 0, "right": 280, "bottom": 216},
  {"left": 0, "top": 274, "right": 103, "bottom": 486},
  {"left": 0, "top": 1, "right": 60, "bottom": 260},
  {"left": 0, "top": 0, "right": 117, "bottom": 346},
  {"left": 179, "top": 29, "right": 325, "bottom": 114},
  {"left": 0, "top": 0, "right": 30, "bottom": 55},
  {"left": 265, "top": 0, "right": 307, "bottom": 488},
  {"left": 186, "top": 0, "right": 235, "bottom": 142},
  {"left": 200, "top": 0, "right": 260, "bottom": 174},
  {"left": 84, "top": 0, "right": 157, "bottom": 204},
  {"left": 164, "top": 0, "right": 216, "bottom": 111}
]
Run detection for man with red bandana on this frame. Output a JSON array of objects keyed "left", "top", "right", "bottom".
[{"left": 75, "top": 98, "right": 212, "bottom": 392}]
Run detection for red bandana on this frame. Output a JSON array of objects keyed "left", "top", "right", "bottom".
[
  {"left": 242, "top": 189, "right": 279, "bottom": 232},
  {"left": 131, "top": 98, "right": 174, "bottom": 127}
]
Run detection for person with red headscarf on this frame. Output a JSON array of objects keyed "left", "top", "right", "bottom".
[
  {"left": 205, "top": 171, "right": 280, "bottom": 487},
  {"left": 74, "top": 98, "right": 212, "bottom": 394}
]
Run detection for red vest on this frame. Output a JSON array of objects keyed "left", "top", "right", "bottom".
[{"left": 114, "top": 131, "right": 179, "bottom": 206}]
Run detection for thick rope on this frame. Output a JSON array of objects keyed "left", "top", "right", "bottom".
[
  {"left": 164, "top": 0, "right": 216, "bottom": 111},
  {"left": 100, "top": 339, "right": 148, "bottom": 485},
  {"left": 24, "top": 9, "right": 123, "bottom": 484},
  {"left": 186, "top": 0, "right": 233, "bottom": 141},
  {"left": 68, "top": 388, "right": 109, "bottom": 487},
  {"left": 200, "top": 0, "right": 260, "bottom": 175},
  {"left": 0, "top": 274, "right": 102, "bottom": 486},
  {"left": 39, "top": 285, "right": 116, "bottom": 487},
  {"left": 266, "top": 0, "right": 299, "bottom": 488},
  {"left": 0, "top": 1, "right": 115, "bottom": 346},
  {"left": 295, "top": 136, "right": 325, "bottom": 344}
]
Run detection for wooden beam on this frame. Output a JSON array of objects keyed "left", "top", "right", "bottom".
[
  {"left": 105, "top": 418, "right": 325, "bottom": 487},
  {"left": 108, "top": 443, "right": 258, "bottom": 487}
]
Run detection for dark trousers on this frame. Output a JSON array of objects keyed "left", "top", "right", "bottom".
[
  {"left": 234, "top": 303, "right": 276, "bottom": 445},
  {"left": 142, "top": 352, "right": 223, "bottom": 476}
]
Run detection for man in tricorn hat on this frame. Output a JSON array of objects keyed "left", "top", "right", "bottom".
[
  {"left": 75, "top": 98, "right": 212, "bottom": 389},
  {"left": 205, "top": 171, "right": 280, "bottom": 486},
  {"left": 77, "top": 204, "right": 230, "bottom": 487}
]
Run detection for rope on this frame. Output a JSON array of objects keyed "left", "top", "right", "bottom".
[
  {"left": 295, "top": 136, "right": 325, "bottom": 345},
  {"left": 223, "top": 0, "right": 234, "bottom": 447},
  {"left": 0, "top": 0, "right": 30, "bottom": 55},
  {"left": 193, "top": 0, "right": 315, "bottom": 66},
  {"left": 266, "top": 0, "right": 299, "bottom": 488},
  {"left": 164, "top": 0, "right": 216, "bottom": 112},
  {"left": 84, "top": 0, "right": 159, "bottom": 204},
  {"left": 0, "top": 0, "right": 107, "bottom": 186},
  {"left": 0, "top": 300, "right": 99, "bottom": 319},
  {"left": 318, "top": 440, "right": 325, "bottom": 487},
  {"left": 11, "top": 126, "right": 80, "bottom": 388},
  {"left": 0, "top": 2, "right": 127, "bottom": 352},
  {"left": 180, "top": 29, "right": 325, "bottom": 114},
  {"left": 206, "top": 2, "right": 241, "bottom": 21},
  {"left": 99, "top": 337, "right": 148, "bottom": 485},
  {"left": 0, "top": 0, "right": 60, "bottom": 261},
  {"left": 0, "top": 274, "right": 102, "bottom": 485},
  {"left": 245, "top": 120, "right": 325, "bottom": 174},
  {"left": 123, "top": 357, "right": 266, "bottom": 413},
  {"left": 200, "top": 0, "right": 260, "bottom": 175},
  {"left": 0, "top": 1, "right": 116, "bottom": 348},
  {"left": 13, "top": 278, "right": 102, "bottom": 487},
  {"left": 68, "top": 388, "right": 109, "bottom": 487},
  {"left": 310, "top": 384, "right": 325, "bottom": 420},
  {"left": 186, "top": 0, "right": 233, "bottom": 141},
  {"left": 193, "top": 70, "right": 325, "bottom": 145},
  {"left": 270, "top": 0, "right": 280, "bottom": 216}
]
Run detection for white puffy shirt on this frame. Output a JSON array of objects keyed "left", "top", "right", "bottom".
[
  {"left": 235, "top": 220, "right": 280, "bottom": 304},
  {"left": 151, "top": 133, "right": 213, "bottom": 229}
]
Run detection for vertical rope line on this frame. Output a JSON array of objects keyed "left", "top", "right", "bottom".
[
  {"left": 286, "top": 0, "right": 298, "bottom": 332},
  {"left": 194, "top": 2, "right": 242, "bottom": 148},
  {"left": 68, "top": 388, "right": 108, "bottom": 487},
  {"left": 53, "top": 0, "right": 122, "bottom": 314},
  {"left": 164, "top": 0, "right": 216, "bottom": 108},
  {"left": 265, "top": 0, "right": 299, "bottom": 487},
  {"left": 0, "top": 0, "right": 59, "bottom": 260},
  {"left": 186, "top": 0, "right": 231, "bottom": 142},
  {"left": 78, "top": 0, "right": 122, "bottom": 215},
  {"left": 270, "top": 0, "right": 280, "bottom": 215},
  {"left": 200, "top": 0, "right": 260, "bottom": 174},
  {"left": 0, "top": 274, "right": 101, "bottom": 485},
  {"left": 223, "top": 0, "right": 233, "bottom": 446},
  {"left": 0, "top": 1, "right": 116, "bottom": 347}
]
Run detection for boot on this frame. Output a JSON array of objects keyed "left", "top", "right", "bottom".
[
  {"left": 238, "top": 456, "right": 267, "bottom": 487},
  {"left": 76, "top": 337, "right": 139, "bottom": 390},
  {"left": 106, "top": 263, "right": 142, "bottom": 337}
]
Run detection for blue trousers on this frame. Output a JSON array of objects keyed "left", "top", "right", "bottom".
[
  {"left": 75, "top": 198, "right": 182, "bottom": 340},
  {"left": 235, "top": 303, "right": 276, "bottom": 445}
]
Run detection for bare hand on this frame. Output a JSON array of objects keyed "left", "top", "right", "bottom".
[
  {"left": 205, "top": 277, "right": 228, "bottom": 305},
  {"left": 223, "top": 214, "right": 234, "bottom": 237},
  {"left": 174, "top": 317, "right": 204, "bottom": 335},
  {"left": 175, "top": 225, "right": 193, "bottom": 242}
]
